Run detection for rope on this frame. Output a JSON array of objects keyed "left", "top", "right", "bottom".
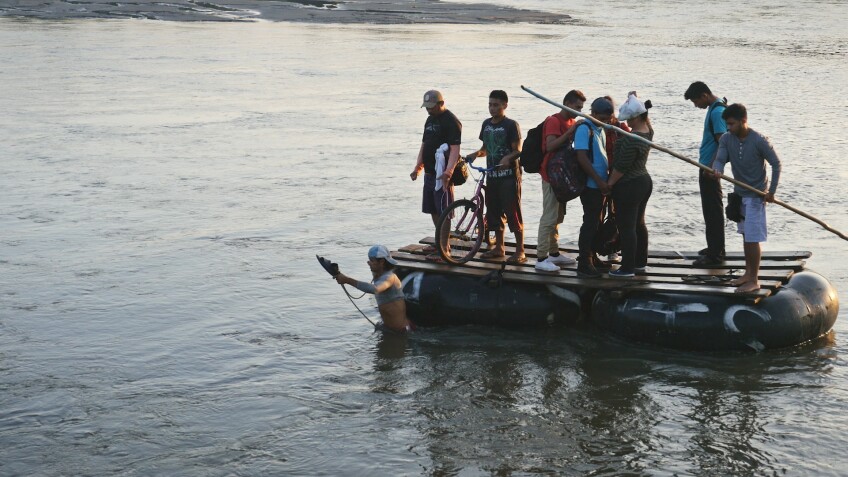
[
  {"left": 341, "top": 284, "right": 377, "bottom": 328},
  {"left": 521, "top": 85, "right": 848, "bottom": 242},
  {"left": 340, "top": 284, "right": 403, "bottom": 335}
]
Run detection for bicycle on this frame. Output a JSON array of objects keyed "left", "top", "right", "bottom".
[{"left": 435, "top": 160, "right": 497, "bottom": 264}]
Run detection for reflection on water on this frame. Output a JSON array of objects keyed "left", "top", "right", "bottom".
[{"left": 378, "top": 329, "right": 840, "bottom": 475}]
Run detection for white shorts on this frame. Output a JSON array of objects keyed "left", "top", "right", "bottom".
[{"left": 737, "top": 196, "right": 767, "bottom": 243}]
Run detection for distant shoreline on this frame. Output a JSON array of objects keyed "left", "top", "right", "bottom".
[{"left": 0, "top": 0, "right": 572, "bottom": 24}]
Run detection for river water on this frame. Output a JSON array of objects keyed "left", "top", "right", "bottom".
[{"left": 2, "top": 1, "right": 848, "bottom": 475}]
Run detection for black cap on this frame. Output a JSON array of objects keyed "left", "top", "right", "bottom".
[{"left": 591, "top": 97, "right": 614, "bottom": 114}]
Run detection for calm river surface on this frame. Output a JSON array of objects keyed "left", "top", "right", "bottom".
[{"left": 2, "top": 1, "right": 848, "bottom": 475}]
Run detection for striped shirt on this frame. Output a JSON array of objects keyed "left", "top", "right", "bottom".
[{"left": 612, "top": 128, "right": 653, "bottom": 183}]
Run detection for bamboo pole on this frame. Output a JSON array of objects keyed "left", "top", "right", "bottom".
[{"left": 521, "top": 85, "right": 848, "bottom": 242}]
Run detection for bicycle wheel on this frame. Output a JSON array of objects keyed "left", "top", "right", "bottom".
[{"left": 436, "top": 199, "right": 484, "bottom": 264}]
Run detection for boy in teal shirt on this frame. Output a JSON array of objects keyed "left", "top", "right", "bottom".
[{"left": 465, "top": 90, "right": 525, "bottom": 263}]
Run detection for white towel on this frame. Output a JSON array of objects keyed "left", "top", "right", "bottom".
[{"left": 434, "top": 143, "right": 449, "bottom": 191}]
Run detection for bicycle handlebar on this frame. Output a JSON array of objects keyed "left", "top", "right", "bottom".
[{"left": 462, "top": 158, "right": 498, "bottom": 173}]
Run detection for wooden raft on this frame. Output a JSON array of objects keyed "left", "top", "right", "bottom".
[{"left": 392, "top": 237, "right": 811, "bottom": 302}]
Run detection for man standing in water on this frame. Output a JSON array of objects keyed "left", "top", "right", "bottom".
[
  {"left": 411, "top": 90, "right": 462, "bottom": 260},
  {"left": 684, "top": 81, "right": 727, "bottom": 267},
  {"left": 711, "top": 104, "right": 781, "bottom": 293},
  {"left": 534, "top": 89, "right": 585, "bottom": 272}
]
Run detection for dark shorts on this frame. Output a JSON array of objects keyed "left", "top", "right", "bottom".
[
  {"left": 422, "top": 173, "right": 454, "bottom": 215},
  {"left": 486, "top": 176, "right": 523, "bottom": 234}
]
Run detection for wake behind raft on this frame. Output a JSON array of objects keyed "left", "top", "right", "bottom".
[{"left": 392, "top": 238, "right": 838, "bottom": 351}]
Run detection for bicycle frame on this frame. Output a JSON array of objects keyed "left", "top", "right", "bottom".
[
  {"left": 435, "top": 160, "right": 500, "bottom": 263},
  {"left": 468, "top": 161, "right": 491, "bottom": 203},
  {"left": 458, "top": 161, "right": 495, "bottom": 227}
]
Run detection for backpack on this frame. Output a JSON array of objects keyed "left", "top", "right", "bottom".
[
  {"left": 519, "top": 120, "right": 546, "bottom": 173},
  {"left": 593, "top": 200, "right": 620, "bottom": 256},
  {"left": 708, "top": 97, "right": 728, "bottom": 143},
  {"left": 546, "top": 122, "right": 592, "bottom": 203}
]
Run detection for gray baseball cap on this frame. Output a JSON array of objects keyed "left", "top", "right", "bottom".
[
  {"left": 368, "top": 245, "right": 398, "bottom": 265},
  {"left": 421, "top": 90, "right": 444, "bottom": 108}
]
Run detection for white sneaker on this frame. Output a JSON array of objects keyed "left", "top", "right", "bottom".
[
  {"left": 607, "top": 252, "right": 620, "bottom": 261},
  {"left": 546, "top": 254, "right": 577, "bottom": 266},
  {"left": 535, "top": 258, "right": 561, "bottom": 272}
]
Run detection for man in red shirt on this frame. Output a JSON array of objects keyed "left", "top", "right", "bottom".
[{"left": 535, "top": 89, "right": 586, "bottom": 272}]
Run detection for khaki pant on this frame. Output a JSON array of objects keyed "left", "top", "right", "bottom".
[{"left": 537, "top": 180, "right": 566, "bottom": 259}]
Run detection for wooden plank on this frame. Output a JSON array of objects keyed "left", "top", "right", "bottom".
[
  {"left": 418, "top": 236, "right": 812, "bottom": 261},
  {"left": 629, "top": 257, "right": 804, "bottom": 271},
  {"left": 394, "top": 251, "right": 782, "bottom": 289},
  {"left": 410, "top": 239, "right": 806, "bottom": 270},
  {"left": 392, "top": 251, "right": 773, "bottom": 299},
  {"left": 393, "top": 255, "right": 772, "bottom": 300},
  {"left": 398, "top": 244, "right": 795, "bottom": 283},
  {"left": 624, "top": 266, "right": 793, "bottom": 283},
  {"left": 400, "top": 244, "right": 798, "bottom": 281}
]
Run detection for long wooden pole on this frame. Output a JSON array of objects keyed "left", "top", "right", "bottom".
[{"left": 521, "top": 85, "right": 848, "bottom": 242}]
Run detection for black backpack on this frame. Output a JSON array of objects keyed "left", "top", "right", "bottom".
[
  {"left": 593, "top": 200, "right": 620, "bottom": 256},
  {"left": 519, "top": 120, "right": 546, "bottom": 173},
  {"left": 546, "top": 122, "right": 592, "bottom": 203},
  {"left": 708, "top": 97, "right": 728, "bottom": 143}
]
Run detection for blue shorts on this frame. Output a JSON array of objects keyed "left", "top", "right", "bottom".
[
  {"left": 737, "top": 196, "right": 767, "bottom": 242},
  {"left": 422, "top": 173, "right": 454, "bottom": 215}
]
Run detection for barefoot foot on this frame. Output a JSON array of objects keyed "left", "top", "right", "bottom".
[{"left": 735, "top": 281, "right": 761, "bottom": 294}]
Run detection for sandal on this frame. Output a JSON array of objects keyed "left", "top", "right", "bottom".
[
  {"left": 506, "top": 254, "right": 527, "bottom": 264},
  {"left": 480, "top": 249, "right": 506, "bottom": 259},
  {"left": 425, "top": 253, "right": 444, "bottom": 263}
]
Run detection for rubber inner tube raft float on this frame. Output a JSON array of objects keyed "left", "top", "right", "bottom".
[{"left": 392, "top": 237, "right": 838, "bottom": 351}]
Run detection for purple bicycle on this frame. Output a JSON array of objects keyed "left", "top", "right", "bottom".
[{"left": 436, "top": 160, "right": 497, "bottom": 264}]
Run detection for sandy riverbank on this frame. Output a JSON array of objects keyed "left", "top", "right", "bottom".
[{"left": 0, "top": 0, "right": 571, "bottom": 23}]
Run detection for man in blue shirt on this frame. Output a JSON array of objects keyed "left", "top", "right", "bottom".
[
  {"left": 574, "top": 97, "right": 612, "bottom": 277},
  {"left": 684, "top": 81, "right": 727, "bottom": 266}
]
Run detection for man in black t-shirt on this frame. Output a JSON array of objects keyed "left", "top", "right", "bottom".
[{"left": 411, "top": 90, "right": 462, "bottom": 235}]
